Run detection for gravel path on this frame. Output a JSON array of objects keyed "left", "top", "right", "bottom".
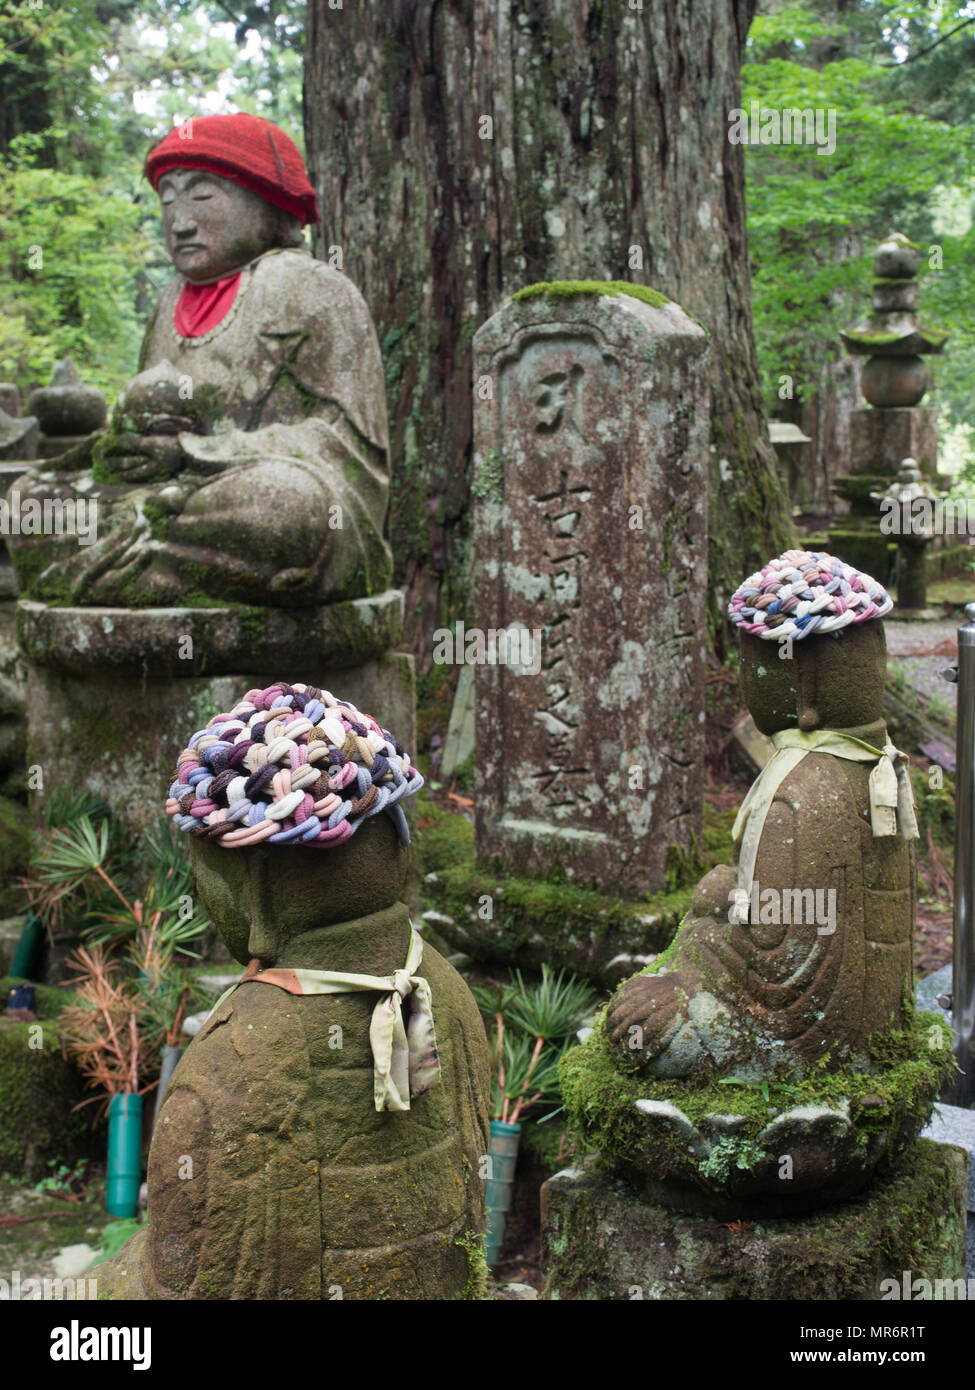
[{"left": 886, "top": 618, "right": 959, "bottom": 712}]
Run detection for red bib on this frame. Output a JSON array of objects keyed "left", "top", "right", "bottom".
[{"left": 173, "top": 273, "right": 241, "bottom": 337}]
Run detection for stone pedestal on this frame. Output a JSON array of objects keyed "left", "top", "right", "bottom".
[
  {"left": 849, "top": 406, "right": 938, "bottom": 479},
  {"left": 830, "top": 411, "right": 938, "bottom": 586},
  {"left": 471, "top": 286, "right": 709, "bottom": 900},
  {"left": 16, "top": 590, "right": 415, "bottom": 840},
  {"left": 36, "top": 434, "right": 92, "bottom": 461},
  {"left": 541, "top": 1143, "right": 968, "bottom": 1300}
]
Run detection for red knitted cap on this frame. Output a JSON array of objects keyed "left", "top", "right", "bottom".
[{"left": 145, "top": 113, "right": 319, "bottom": 226}]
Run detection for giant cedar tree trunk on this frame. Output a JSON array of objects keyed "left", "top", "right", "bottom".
[{"left": 305, "top": 0, "right": 793, "bottom": 658}]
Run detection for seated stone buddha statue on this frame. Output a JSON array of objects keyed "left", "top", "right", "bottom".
[
  {"left": 607, "top": 550, "right": 917, "bottom": 1080},
  {"left": 7, "top": 114, "right": 392, "bottom": 607}
]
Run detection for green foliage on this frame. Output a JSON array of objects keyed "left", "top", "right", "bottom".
[
  {"left": 0, "top": 0, "right": 308, "bottom": 400},
  {"left": 477, "top": 966, "right": 597, "bottom": 1044},
  {"left": 0, "top": 162, "right": 147, "bottom": 395},
  {"left": 473, "top": 964, "right": 598, "bottom": 1124},
  {"left": 454, "top": 1229, "right": 489, "bottom": 1300},
  {"left": 34, "top": 1157, "right": 86, "bottom": 1195},
  {"left": 744, "top": 2, "right": 975, "bottom": 447},
  {"left": 29, "top": 811, "right": 208, "bottom": 954},
  {"left": 86, "top": 1214, "right": 146, "bottom": 1268}
]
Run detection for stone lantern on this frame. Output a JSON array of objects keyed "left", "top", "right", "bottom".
[{"left": 871, "top": 457, "right": 944, "bottom": 617}]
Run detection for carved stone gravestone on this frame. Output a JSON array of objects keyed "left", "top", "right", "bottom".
[{"left": 471, "top": 286, "right": 709, "bottom": 901}]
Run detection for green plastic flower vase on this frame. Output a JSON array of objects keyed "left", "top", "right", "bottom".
[
  {"left": 106, "top": 1093, "right": 143, "bottom": 1217},
  {"left": 10, "top": 912, "right": 44, "bottom": 981},
  {"left": 485, "top": 1119, "right": 521, "bottom": 1267}
]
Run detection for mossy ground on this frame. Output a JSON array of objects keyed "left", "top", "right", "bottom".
[
  {"left": 0, "top": 975, "right": 102, "bottom": 1180},
  {"left": 0, "top": 1169, "right": 116, "bottom": 1288}
]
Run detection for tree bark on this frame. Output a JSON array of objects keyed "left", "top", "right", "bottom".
[{"left": 305, "top": 0, "right": 793, "bottom": 657}]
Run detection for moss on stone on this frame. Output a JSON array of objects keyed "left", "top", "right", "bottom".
[
  {"left": 559, "top": 1002, "right": 956, "bottom": 1183},
  {"left": 451, "top": 748, "right": 475, "bottom": 792},
  {"left": 416, "top": 792, "right": 475, "bottom": 874},
  {"left": 471, "top": 447, "right": 504, "bottom": 504},
  {"left": 424, "top": 800, "right": 737, "bottom": 980},
  {"left": 511, "top": 280, "right": 670, "bottom": 309},
  {"left": 842, "top": 329, "right": 903, "bottom": 347},
  {"left": 455, "top": 1229, "right": 489, "bottom": 1299},
  {"left": 542, "top": 1138, "right": 966, "bottom": 1299},
  {"left": 0, "top": 799, "right": 31, "bottom": 916},
  {"left": 0, "top": 977, "right": 101, "bottom": 1180},
  {"left": 910, "top": 765, "right": 954, "bottom": 850}
]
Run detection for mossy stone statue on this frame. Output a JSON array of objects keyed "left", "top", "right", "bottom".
[
  {"left": 563, "top": 552, "right": 955, "bottom": 1218},
  {"left": 6, "top": 114, "right": 392, "bottom": 607},
  {"left": 94, "top": 683, "right": 490, "bottom": 1298}
]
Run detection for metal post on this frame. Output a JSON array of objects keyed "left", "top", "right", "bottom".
[{"left": 942, "top": 601, "right": 975, "bottom": 1107}]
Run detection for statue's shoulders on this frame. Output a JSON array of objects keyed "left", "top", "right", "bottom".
[{"left": 249, "top": 250, "right": 372, "bottom": 318}]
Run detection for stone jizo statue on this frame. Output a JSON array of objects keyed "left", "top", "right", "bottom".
[
  {"left": 96, "top": 682, "right": 490, "bottom": 1300},
  {"left": 608, "top": 550, "right": 916, "bottom": 1079},
  {"left": 560, "top": 550, "right": 951, "bottom": 1215},
  {"left": 7, "top": 114, "right": 392, "bottom": 607}
]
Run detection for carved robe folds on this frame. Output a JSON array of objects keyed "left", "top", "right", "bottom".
[{"left": 7, "top": 249, "right": 392, "bottom": 607}]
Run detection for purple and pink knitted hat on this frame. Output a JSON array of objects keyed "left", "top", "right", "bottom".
[
  {"left": 166, "top": 682, "right": 423, "bottom": 848},
  {"left": 728, "top": 549, "right": 893, "bottom": 642}
]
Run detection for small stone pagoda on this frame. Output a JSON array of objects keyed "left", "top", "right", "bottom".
[{"left": 830, "top": 233, "right": 948, "bottom": 581}]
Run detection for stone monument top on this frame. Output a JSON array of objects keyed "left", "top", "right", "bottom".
[{"left": 840, "top": 232, "right": 948, "bottom": 408}]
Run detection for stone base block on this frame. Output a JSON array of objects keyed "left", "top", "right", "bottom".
[
  {"left": 427, "top": 860, "right": 683, "bottom": 986},
  {"left": 16, "top": 596, "right": 416, "bottom": 845},
  {"left": 924, "top": 1103, "right": 975, "bottom": 1276},
  {"left": 849, "top": 406, "right": 938, "bottom": 478},
  {"left": 541, "top": 1141, "right": 968, "bottom": 1300}
]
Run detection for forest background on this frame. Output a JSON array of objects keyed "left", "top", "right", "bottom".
[{"left": 2, "top": 0, "right": 973, "bottom": 656}]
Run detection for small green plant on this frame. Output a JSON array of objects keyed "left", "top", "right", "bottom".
[
  {"left": 86, "top": 1215, "right": 145, "bottom": 1268},
  {"left": 27, "top": 814, "right": 208, "bottom": 953},
  {"left": 926, "top": 692, "right": 953, "bottom": 725},
  {"left": 473, "top": 965, "right": 597, "bottom": 1125},
  {"left": 455, "top": 1229, "right": 489, "bottom": 1300},
  {"left": 34, "top": 1158, "right": 87, "bottom": 1196}
]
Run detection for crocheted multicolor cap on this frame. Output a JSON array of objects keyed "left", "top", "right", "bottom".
[
  {"left": 166, "top": 682, "right": 423, "bottom": 848},
  {"left": 728, "top": 549, "right": 893, "bottom": 642}
]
